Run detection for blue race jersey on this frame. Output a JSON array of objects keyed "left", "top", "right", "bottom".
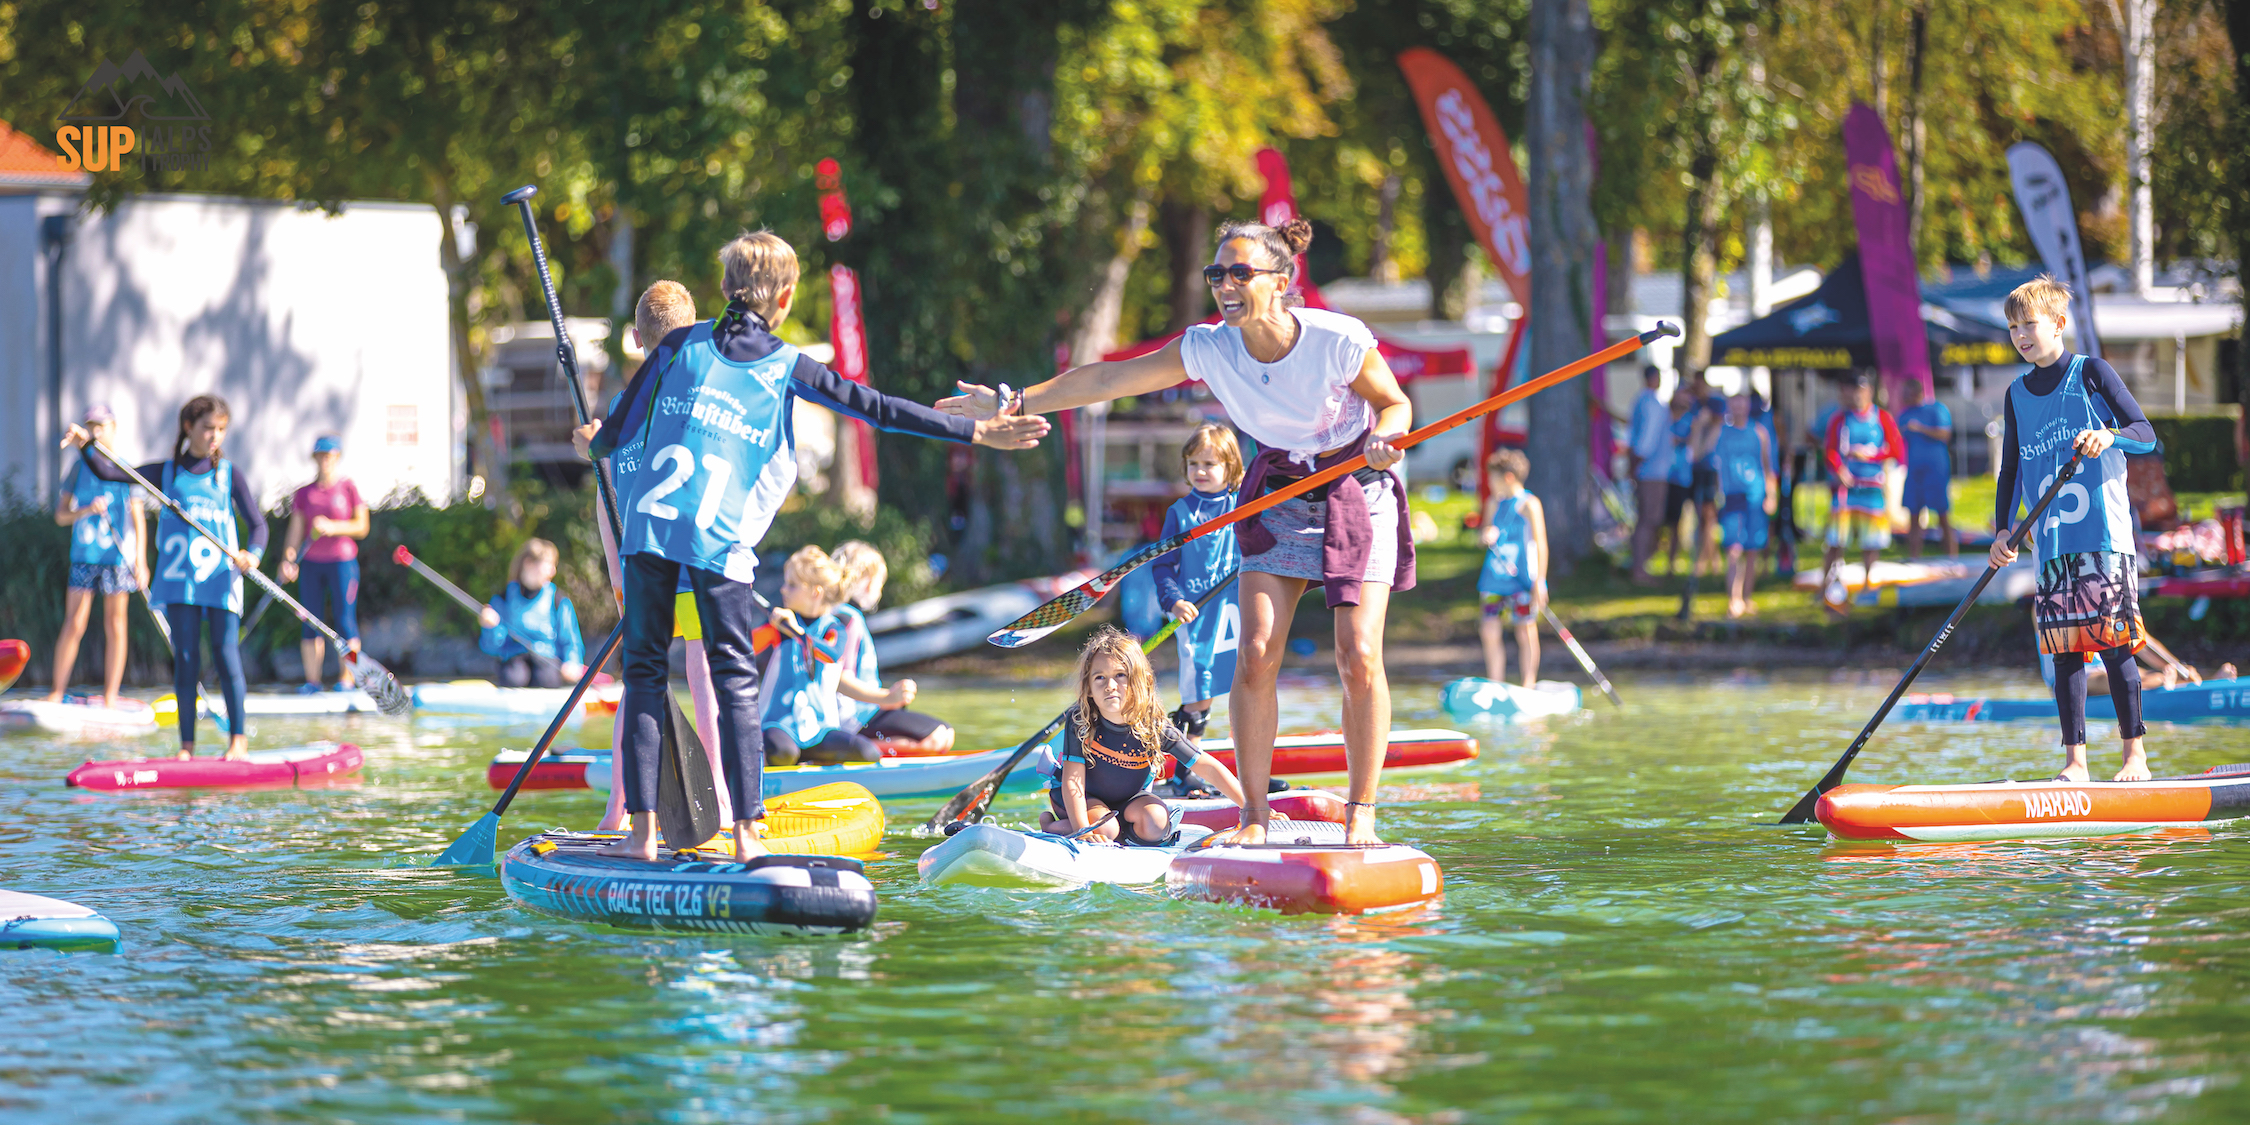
[
  {"left": 1478, "top": 491, "right": 1537, "bottom": 597},
  {"left": 1899, "top": 401, "right": 1952, "bottom": 478},
  {"left": 2007, "top": 354, "right": 2156, "bottom": 560},
  {"left": 1667, "top": 414, "right": 1696, "bottom": 487},
  {"left": 64, "top": 458, "right": 136, "bottom": 567},
  {"left": 152, "top": 460, "right": 251, "bottom": 612},
  {"left": 760, "top": 609, "right": 851, "bottom": 747},
  {"left": 1715, "top": 423, "right": 1767, "bottom": 505},
  {"left": 478, "top": 581, "right": 585, "bottom": 665},
  {"left": 617, "top": 320, "right": 796, "bottom": 581}
]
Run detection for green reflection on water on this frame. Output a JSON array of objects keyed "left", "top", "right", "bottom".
[{"left": 4, "top": 669, "right": 2248, "bottom": 1123}]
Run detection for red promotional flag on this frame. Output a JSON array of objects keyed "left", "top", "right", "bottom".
[
  {"left": 1842, "top": 103, "right": 1933, "bottom": 396},
  {"left": 1396, "top": 48, "right": 1533, "bottom": 311},
  {"left": 817, "top": 158, "right": 878, "bottom": 490},
  {"left": 1255, "top": 148, "right": 1328, "bottom": 310}
]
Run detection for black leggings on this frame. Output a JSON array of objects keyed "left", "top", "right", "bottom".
[
  {"left": 859, "top": 708, "right": 946, "bottom": 742},
  {"left": 622, "top": 554, "right": 765, "bottom": 822},
  {"left": 764, "top": 728, "right": 880, "bottom": 765},
  {"left": 165, "top": 603, "right": 246, "bottom": 750},
  {"left": 2053, "top": 646, "right": 2146, "bottom": 745},
  {"left": 497, "top": 653, "right": 561, "bottom": 688}
]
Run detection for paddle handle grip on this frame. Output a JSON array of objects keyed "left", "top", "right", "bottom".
[{"left": 1190, "top": 324, "right": 1679, "bottom": 544}]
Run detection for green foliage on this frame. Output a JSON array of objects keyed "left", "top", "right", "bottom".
[
  {"left": 2148, "top": 412, "right": 2245, "bottom": 493},
  {"left": 762, "top": 498, "right": 941, "bottom": 609}
]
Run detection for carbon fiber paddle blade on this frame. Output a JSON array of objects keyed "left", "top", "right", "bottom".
[
  {"left": 1778, "top": 787, "right": 1823, "bottom": 825},
  {"left": 350, "top": 652, "right": 412, "bottom": 716},
  {"left": 655, "top": 690, "right": 725, "bottom": 852},
  {"left": 432, "top": 811, "right": 499, "bottom": 868},
  {"left": 987, "top": 540, "right": 1174, "bottom": 649}
]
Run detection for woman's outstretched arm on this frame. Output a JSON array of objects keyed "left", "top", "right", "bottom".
[{"left": 938, "top": 339, "right": 1193, "bottom": 420}]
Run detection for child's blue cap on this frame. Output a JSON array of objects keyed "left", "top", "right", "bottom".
[{"left": 312, "top": 435, "right": 341, "bottom": 454}]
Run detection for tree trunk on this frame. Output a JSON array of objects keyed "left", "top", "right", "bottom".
[
  {"left": 1369, "top": 174, "right": 1402, "bottom": 284},
  {"left": 1675, "top": 63, "right": 1723, "bottom": 375},
  {"left": 1159, "top": 200, "right": 1212, "bottom": 333},
  {"left": 2121, "top": 0, "right": 2156, "bottom": 295},
  {"left": 1906, "top": 2, "right": 1928, "bottom": 259},
  {"left": 429, "top": 178, "right": 499, "bottom": 504},
  {"left": 1067, "top": 194, "right": 1152, "bottom": 366},
  {"left": 1526, "top": 0, "right": 1600, "bottom": 573},
  {"left": 1425, "top": 187, "right": 1473, "bottom": 319}
]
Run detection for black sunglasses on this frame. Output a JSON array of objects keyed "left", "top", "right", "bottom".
[{"left": 1203, "top": 263, "right": 1288, "bottom": 287}]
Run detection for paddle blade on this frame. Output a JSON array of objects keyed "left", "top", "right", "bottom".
[
  {"left": 0, "top": 639, "right": 26, "bottom": 694},
  {"left": 433, "top": 810, "right": 500, "bottom": 867},
  {"left": 348, "top": 651, "right": 412, "bottom": 716},
  {"left": 988, "top": 539, "right": 1171, "bottom": 649},
  {"left": 1778, "top": 787, "right": 1823, "bottom": 825},
  {"left": 655, "top": 690, "right": 725, "bottom": 852}
]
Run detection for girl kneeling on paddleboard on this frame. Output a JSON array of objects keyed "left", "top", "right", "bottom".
[
  {"left": 68, "top": 395, "right": 265, "bottom": 761},
  {"left": 943, "top": 218, "right": 1412, "bottom": 845},
  {"left": 1041, "top": 626, "right": 1250, "bottom": 844}
]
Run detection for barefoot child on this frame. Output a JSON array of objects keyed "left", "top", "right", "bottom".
[
  {"left": 68, "top": 395, "right": 264, "bottom": 760},
  {"left": 1695, "top": 392, "right": 1776, "bottom": 618},
  {"left": 1150, "top": 423, "right": 1243, "bottom": 741},
  {"left": 47, "top": 404, "right": 144, "bottom": 709},
  {"left": 578, "top": 230, "right": 1046, "bottom": 860},
  {"left": 1991, "top": 275, "right": 2160, "bottom": 782},
  {"left": 1041, "top": 626, "right": 1251, "bottom": 844},
  {"left": 760, "top": 545, "right": 907, "bottom": 765},
  {"left": 477, "top": 538, "right": 586, "bottom": 687},
  {"left": 1820, "top": 373, "right": 1903, "bottom": 611},
  {"left": 1476, "top": 448, "right": 1546, "bottom": 687},
  {"left": 277, "top": 435, "right": 369, "bottom": 692},
  {"left": 831, "top": 540, "right": 954, "bottom": 752}
]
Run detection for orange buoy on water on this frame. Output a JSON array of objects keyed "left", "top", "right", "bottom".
[
  {"left": 0, "top": 639, "right": 28, "bottom": 694},
  {"left": 1166, "top": 842, "right": 1444, "bottom": 915}
]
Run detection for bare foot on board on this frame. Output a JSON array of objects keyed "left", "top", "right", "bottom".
[
  {"left": 732, "top": 821, "right": 769, "bottom": 859},
  {"left": 596, "top": 826, "right": 661, "bottom": 861},
  {"left": 2115, "top": 751, "right": 2152, "bottom": 782},
  {"left": 1344, "top": 804, "right": 1383, "bottom": 846},
  {"left": 2053, "top": 765, "right": 2091, "bottom": 783}
]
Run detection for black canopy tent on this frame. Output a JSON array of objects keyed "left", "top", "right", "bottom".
[{"left": 1709, "top": 252, "right": 2016, "bottom": 372}]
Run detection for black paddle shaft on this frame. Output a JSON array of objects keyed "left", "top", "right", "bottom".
[
  {"left": 1777, "top": 455, "right": 2084, "bottom": 824},
  {"left": 488, "top": 618, "right": 624, "bottom": 820},
  {"left": 505, "top": 186, "right": 627, "bottom": 540}
]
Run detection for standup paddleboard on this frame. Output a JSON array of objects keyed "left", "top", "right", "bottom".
[
  {"left": 65, "top": 741, "right": 363, "bottom": 790},
  {"left": 1166, "top": 843, "right": 1445, "bottom": 915},
  {"left": 1, "top": 889, "right": 120, "bottom": 952},
  {"left": 0, "top": 696, "right": 160, "bottom": 736},
  {"left": 489, "top": 745, "right": 1047, "bottom": 800},
  {"left": 1896, "top": 679, "right": 2250, "bottom": 725},
  {"left": 919, "top": 799, "right": 1348, "bottom": 889},
  {"left": 411, "top": 679, "right": 622, "bottom": 721},
  {"left": 1441, "top": 679, "right": 1583, "bottom": 723},
  {"left": 1816, "top": 764, "right": 2250, "bottom": 841}
]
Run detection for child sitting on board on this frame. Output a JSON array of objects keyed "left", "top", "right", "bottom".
[
  {"left": 1990, "top": 275, "right": 2161, "bottom": 782},
  {"left": 1476, "top": 448, "right": 1546, "bottom": 688},
  {"left": 477, "top": 538, "right": 586, "bottom": 688},
  {"left": 830, "top": 540, "right": 954, "bottom": 753},
  {"left": 1041, "top": 625, "right": 1251, "bottom": 845},
  {"left": 1150, "top": 422, "right": 1243, "bottom": 742},
  {"left": 1693, "top": 392, "right": 1776, "bottom": 619},
  {"left": 761, "top": 545, "right": 915, "bottom": 765}
]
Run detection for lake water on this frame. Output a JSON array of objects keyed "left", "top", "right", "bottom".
[{"left": 5, "top": 668, "right": 2249, "bottom": 1123}]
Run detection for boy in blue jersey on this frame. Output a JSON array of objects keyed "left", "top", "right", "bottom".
[
  {"left": 47, "top": 404, "right": 145, "bottom": 710},
  {"left": 1694, "top": 394, "right": 1776, "bottom": 619},
  {"left": 1151, "top": 423, "right": 1243, "bottom": 741},
  {"left": 1990, "top": 276, "right": 2160, "bottom": 782},
  {"left": 576, "top": 230, "right": 1047, "bottom": 860},
  {"left": 1896, "top": 378, "right": 1957, "bottom": 558},
  {"left": 1819, "top": 373, "right": 1904, "bottom": 612},
  {"left": 1477, "top": 448, "right": 1546, "bottom": 687}
]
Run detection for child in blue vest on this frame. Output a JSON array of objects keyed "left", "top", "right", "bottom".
[
  {"left": 70, "top": 395, "right": 266, "bottom": 760},
  {"left": 760, "top": 546, "right": 900, "bottom": 765},
  {"left": 1990, "top": 276, "right": 2160, "bottom": 782},
  {"left": 1819, "top": 373, "right": 1904, "bottom": 612},
  {"left": 1896, "top": 378, "right": 1957, "bottom": 558},
  {"left": 578, "top": 231, "right": 1046, "bottom": 860},
  {"left": 476, "top": 538, "right": 585, "bottom": 687},
  {"left": 1151, "top": 423, "right": 1243, "bottom": 741},
  {"left": 1477, "top": 447, "right": 1546, "bottom": 687},
  {"left": 831, "top": 540, "right": 953, "bottom": 752},
  {"left": 48, "top": 403, "right": 145, "bottom": 710},
  {"left": 1695, "top": 393, "right": 1776, "bottom": 619}
]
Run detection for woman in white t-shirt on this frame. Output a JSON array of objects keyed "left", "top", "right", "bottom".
[{"left": 940, "top": 218, "right": 1413, "bottom": 846}]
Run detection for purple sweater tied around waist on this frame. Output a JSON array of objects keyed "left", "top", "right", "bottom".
[{"left": 1234, "top": 431, "right": 1417, "bottom": 609}]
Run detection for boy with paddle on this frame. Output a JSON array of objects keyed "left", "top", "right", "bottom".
[
  {"left": 1991, "top": 276, "right": 2160, "bottom": 782},
  {"left": 576, "top": 231, "right": 1046, "bottom": 861}
]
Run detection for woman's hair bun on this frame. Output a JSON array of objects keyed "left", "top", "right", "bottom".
[{"left": 1279, "top": 217, "right": 1314, "bottom": 257}]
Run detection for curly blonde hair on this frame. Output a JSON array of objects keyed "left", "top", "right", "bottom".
[
  {"left": 1072, "top": 626, "right": 1171, "bottom": 754},
  {"left": 831, "top": 540, "right": 888, "bottom": 610}
]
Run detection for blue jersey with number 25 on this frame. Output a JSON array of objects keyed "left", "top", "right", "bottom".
[{"left": 618, "top": 321, "right": 797, "bottom": 580}]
